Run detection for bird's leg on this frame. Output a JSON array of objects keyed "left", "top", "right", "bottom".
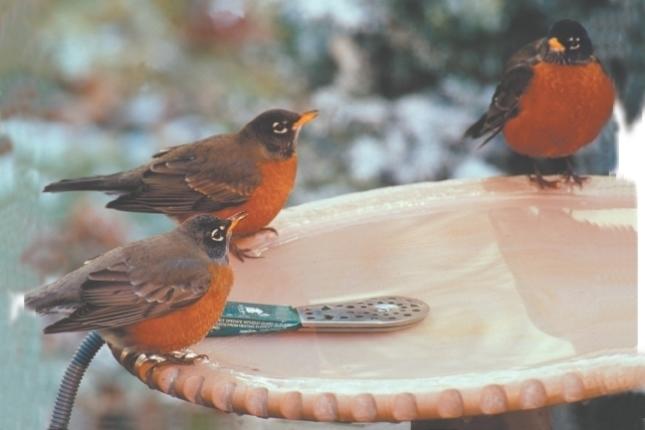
[
  {"left": 528, "top": 161, "right": 559, "bottom": 189},
  {"left": 561, "top": 157, "right": 589, "bottom": 187}
]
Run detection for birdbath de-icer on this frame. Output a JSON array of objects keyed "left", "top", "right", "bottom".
[{"left": 111, "top": 176, "right": 641, "bottom": 429}]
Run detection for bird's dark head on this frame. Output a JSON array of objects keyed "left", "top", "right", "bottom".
[
  {"left": 240, "top": 109, "right": 318, "bottom": 159},
  {"left": 181, "top": 212, "right": 247, "bottom": 261},
  {"left": 545, "top": 19, "right": 593, "bottom": 64}
]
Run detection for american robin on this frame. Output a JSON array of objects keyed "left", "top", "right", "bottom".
[
  {"left": 24, "top": 212, "right": 246, "bottom": 362},
  {"left": 463, "top": 19, "right": 615, "bottom": 188},
  {"left": 44, "top": 109, "right": 318, "bottom": 259}
]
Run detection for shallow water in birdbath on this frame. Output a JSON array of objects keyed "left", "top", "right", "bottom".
[{"left": 205, "top": 176, "right": 636, "bottom": 383}]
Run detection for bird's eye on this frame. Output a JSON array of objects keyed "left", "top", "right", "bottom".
[
  {"left": 272, "top": 122, "right": 288, "bottom": 135},
  {"left": 210, "top": 226, "right": 225, "bottom": 242}
]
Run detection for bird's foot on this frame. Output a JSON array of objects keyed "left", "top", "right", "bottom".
[
  {"left": 257, "top": 226, "right": 279, "bottom": 236},
  {"left": 230, "top": 228, "right": 278, "bottom": 262},
  {"left": 560, "top": 156, "right": 588, "bottom": 188},
  {"left": 561, "top": 171, "right": 589, "bottom": 188},
  {"left": 165, "top": 349, "right": 209, "bottom": 364},
  {"left": 528, "top": 162, "right": 560, "bottom": 189},
  {"left": 132, "top": 350, "right": 207, "bottom": 384},
  {"left": 134, "top": 352, "right": 167, "bottom": 369},
  {"left": 230, "top": 242, "right": 263, "bottom": 262},
  {"left": 135, "top": 349, "right": 208, "bottom": 369},
  {"left": 528, "top": 174, "right": 560, "bottom": 189}
]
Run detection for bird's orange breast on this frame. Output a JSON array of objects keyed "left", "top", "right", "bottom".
[
  {"left": 122, "top": 265, "right": 233, "bottom": 353},
  {"left": 215, "top": 155, "right": 297, "bottom": 236},
  {"left": 503, "top": 61, "right": 615, "bottom": 158}
]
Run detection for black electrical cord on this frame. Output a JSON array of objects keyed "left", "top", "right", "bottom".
[{"left": 48, "top": 331, "right": 105, "bottom": 430}]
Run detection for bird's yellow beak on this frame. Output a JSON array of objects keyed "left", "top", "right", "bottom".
[
  {"left": 292, "top": 110, "right": 319, "bottom": 130},
  {"left": 548, "top": 37, "right": 566, "bottom": 53},
  {"left": 227, "top": 211, "right": 248, "bottom": 231}
]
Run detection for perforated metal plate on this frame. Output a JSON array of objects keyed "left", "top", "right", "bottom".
[{"left": 297, "top": 296, "right": 429, "bottom": 332}]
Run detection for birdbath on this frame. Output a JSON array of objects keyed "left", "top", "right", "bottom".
[{"left": 111, "top": 176, "right": 641, "bottom": 429}]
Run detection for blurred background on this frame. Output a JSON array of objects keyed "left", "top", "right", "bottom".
[{"left": 1, "top": 0, "right": 643, "bottom": 429}]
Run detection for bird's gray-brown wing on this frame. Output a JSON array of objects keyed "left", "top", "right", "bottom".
[
  {"left": 41, "top": 237, "right": 212, "bottom": 333},
  {"left": 107, "top": 137, "right": 261, "bottom": 215},
  {"left": 463, "top": 38, "right": 545, "bottom": 145}
]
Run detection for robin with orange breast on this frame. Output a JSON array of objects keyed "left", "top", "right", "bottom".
[
  {"left": 464, "top": 19, "right": 615, "bottom": 188},
  {"left": 44, "top": 109, "right": 318, "bottom": 259},
  {"left": 24, "top": 212, "right": 246, "bottom": 362}
]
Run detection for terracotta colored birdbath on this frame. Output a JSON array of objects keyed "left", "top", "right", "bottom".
[{"left": 112, "top": 176, "right": 641, "bottom": 426}]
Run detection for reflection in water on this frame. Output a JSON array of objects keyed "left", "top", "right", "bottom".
[{"left": 489, "top": 200, "right": 636, "bottom": 354}]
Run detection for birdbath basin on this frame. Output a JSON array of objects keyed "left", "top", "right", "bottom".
[{"left": 113, "top": 176, "right": 640, "bottom": 423}]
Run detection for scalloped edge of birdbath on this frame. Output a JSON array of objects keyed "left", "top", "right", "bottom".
[{"left": 113, "top": 348, "right": 645, "bottom": 422}]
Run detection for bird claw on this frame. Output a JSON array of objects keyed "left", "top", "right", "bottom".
[
  {"left": 561, "top": 172, "right": 589, "bottom": 188},
  {"left": 559, "top": 157, "right": 588, "bottom": 188},
  {"left": 132, "top": 350, "right": 207, "bottom": 384},
  {"left": 230, "top": 243, "right": 263, "bottom": 262},
  {"left": 165, "top": 349, "right": 209, "bottom": 364},
  {"left": 229, "top": 228, "right": 279, "bottom": 262},
  {"left": 135, "top": 353, "right": 167, "bottom": 368},
  {"left": 528, "top": 174, "right": 560, "bottom": 189},
  {"left": 137, "top": 349, "right": 208, "bottom": 371},
  {"left": 257, "top": 226, "right": 279, "bottom": 236},
  {"left": 528, "top": 161, "right": 560, "bottom": 189}
]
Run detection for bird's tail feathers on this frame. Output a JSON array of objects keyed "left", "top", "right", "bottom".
[
  {"left": 463, "top": 114, "right": 488, "bottom": 140},
  {"left": 43, "top": 173, "right": 131, "bottom": 193},
  {"left": 24, "top": 285, "right": 75, "bottom": 315},
  {"left": 463, "top": 114, "right": 503, "bottom": 149}
]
